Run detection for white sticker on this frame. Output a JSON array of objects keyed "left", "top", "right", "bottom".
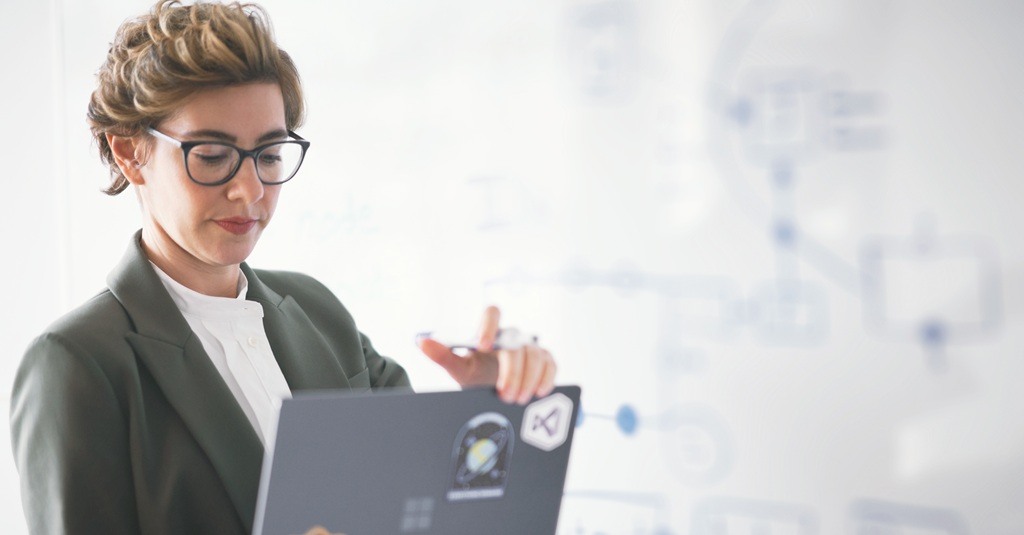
[{"left": 521, "top": 393, "right": 574, "bottom": 452}]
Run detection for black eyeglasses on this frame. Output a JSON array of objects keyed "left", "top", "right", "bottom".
[{"left": 147, "top": 128, "right": 310, "bottom": 186}]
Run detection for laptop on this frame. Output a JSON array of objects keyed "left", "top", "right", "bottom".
[{"left": 252, "top": 385, "right": 581, "bottom": 535}]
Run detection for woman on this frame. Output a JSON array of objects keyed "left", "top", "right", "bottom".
[{"left": 9, "top": 1, "right": 556, "bottom": 534}]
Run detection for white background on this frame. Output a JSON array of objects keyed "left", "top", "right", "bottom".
[{"left": 2, "top": 0, "right": 1023, "bottom": 533}]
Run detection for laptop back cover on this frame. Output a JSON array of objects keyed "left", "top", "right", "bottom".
[{"left": 253, "top": 385, "right": 581, "bottom": 535}]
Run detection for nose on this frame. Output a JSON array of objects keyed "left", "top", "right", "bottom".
[{"left": 225, "top": 155, "right": 264, "bottom": 203}]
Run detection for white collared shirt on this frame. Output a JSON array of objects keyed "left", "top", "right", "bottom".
[{"left": 151, "top": 263, "right": 292, "bottom": 447}]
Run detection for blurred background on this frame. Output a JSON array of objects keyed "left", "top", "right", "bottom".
[{"left": 3, "top": 0, "right": 1023, "bottom": 533}]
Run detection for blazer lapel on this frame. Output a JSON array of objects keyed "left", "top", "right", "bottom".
[
  {"left": 242, "top": 264, "right": 353, "bottom": 392},
  {"left": 107, "top": 233, "right": 263, "bottom": 532}
]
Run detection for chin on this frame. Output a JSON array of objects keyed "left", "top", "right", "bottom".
[{"left": 211, "top": 241, "right": 259, "bottom": 266}]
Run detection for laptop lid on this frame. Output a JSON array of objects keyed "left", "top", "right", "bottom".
[{"left": 252, "top": 385, "right": 581, "bottom": 535}]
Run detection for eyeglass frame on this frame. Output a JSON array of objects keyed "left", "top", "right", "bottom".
[{"left": 146, "top": 127, "right": 311, "bottom": 186}]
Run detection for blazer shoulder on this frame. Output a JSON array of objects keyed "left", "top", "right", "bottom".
[
  {"left": 14, "top": 289, "right": 143, "bottom": 416},
  {"left": 252, "top": 268, "right": 331, "bottom": 296},
  {"left": 18, "top": 289, "right": 140, "bottom": 381},
  {"left": 36, "top": 289, "right": 134, "bottom": 352},
  {"left": 252, "top": 269, "right": 354, "bottom": 319}
]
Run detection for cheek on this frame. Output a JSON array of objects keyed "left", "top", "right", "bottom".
[
  {"left": 153, "top": 180, "right": 214, "bottom": 223},
  {"left": 263, "top": 186, "right": 283, "bottom": 216}
]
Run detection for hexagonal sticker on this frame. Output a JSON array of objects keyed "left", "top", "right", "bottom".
[{"left": 521, "top": 393, "right": 574, "bottom": 452}]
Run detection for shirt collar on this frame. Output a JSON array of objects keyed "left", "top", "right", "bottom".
[{"left": 150, "top": 262, "right": 263, "bottom": 319}]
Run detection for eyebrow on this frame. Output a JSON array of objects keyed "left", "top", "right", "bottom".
[{"left": 182, "top": 128, "right": 291, "bottom": 145}]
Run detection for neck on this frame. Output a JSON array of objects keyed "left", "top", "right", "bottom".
[{"left": 141, "top": 229, "right": 241, "bottom": 298}]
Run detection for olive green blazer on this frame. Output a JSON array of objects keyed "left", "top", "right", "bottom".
[{"left": 10, "top": 232, "right": 411, "bottom": 535}]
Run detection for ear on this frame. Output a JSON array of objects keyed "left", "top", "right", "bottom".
[{"left": 107, "top": 133, "right": 146, "bottom": 185}]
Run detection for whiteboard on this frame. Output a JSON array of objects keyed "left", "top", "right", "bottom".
[{"left": 2, "top": 0, "right": 1023, "bottom": 533}]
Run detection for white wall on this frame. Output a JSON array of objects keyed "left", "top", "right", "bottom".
[
  {"left": 1, "top": 1, "right": 61, "bottom": 532},
  {"left": 2, "top": 0, "right": 1023, "bottom": 533}
]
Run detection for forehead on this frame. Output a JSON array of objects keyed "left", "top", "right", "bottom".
[{"left": 163, "top": 83, "right": 286, "bottom": 136}]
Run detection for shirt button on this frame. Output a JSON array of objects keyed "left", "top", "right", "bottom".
[{"left": 248, "top": 336, "right": 259, "bottom": 347}]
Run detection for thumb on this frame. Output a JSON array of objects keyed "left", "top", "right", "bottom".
[{"left": 418, "top": 338, "right": 467, "bottom": 377}]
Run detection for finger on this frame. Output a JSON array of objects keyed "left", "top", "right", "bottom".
[
  {"left": 516, "top": 345, "right": 548, "bottom": 405},
  {"left": 418, "top": 338, "right": 467, "bottom": 380},
  {"left": 496, "top": 347, "right": 524, "bottom": 404},
  {"left": 537, "top": 351, "right": 557, "bottom": 398},
  {"left": 477, "top": 306, "right": 501, "bottom": 351}
]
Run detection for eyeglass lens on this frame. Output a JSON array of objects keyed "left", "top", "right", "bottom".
[{"left": 186, "top": 142, "right": 305, "bottom": 184}]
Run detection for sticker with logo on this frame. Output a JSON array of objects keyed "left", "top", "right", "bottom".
[
  {"left": 447, "top": 412, "right": 514, "bottom": 501},
  {"left": 521, "top": 393, "right": 573, "bottom": 451}
]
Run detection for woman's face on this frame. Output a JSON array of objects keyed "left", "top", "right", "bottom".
[{"left": 136, "top": 82, "right": 287, "bottom": 275}]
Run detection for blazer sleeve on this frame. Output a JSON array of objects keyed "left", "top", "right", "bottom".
[
  {"left": 10, "top": 332, "right": 141, "bottom": 535},
  {"left": 359, "top": 330, "right": 411, "bottom": 390}
]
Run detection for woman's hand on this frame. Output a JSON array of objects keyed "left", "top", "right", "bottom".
[
  {"left": 299, "top": 526, "right": 345, "bottom": 535},
  {"left": 418, "top": 306, "right": 557, "bottom": 404}
]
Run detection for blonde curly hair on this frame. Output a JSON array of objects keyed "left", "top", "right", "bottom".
[{"left": 88, "top": 0, "right": 305, "bottom": 195}]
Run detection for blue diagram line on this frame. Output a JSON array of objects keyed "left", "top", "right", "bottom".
[
  {"left": 706, "top": 0, "right": 781, "bottom": 118},
  {"left": 792, "top": 230, "right": 864, "bottom": 293},
  {"left": 705, "top": 0, "right": 781, "bottom": 225},
  {"left": 704, "top": 0, "right": 869, "bottom": 297},
  {"left": 579, "top": 405, "right": 640, "bottom": 435}
]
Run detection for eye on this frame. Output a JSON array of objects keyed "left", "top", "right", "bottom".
[
  {"left": 190, "top": 145, "right": 234, "bottom": 167},
  {"left": 258, "top": 148, "right": 284, "bottom": 166}
]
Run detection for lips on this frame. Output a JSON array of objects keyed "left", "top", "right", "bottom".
[{"left": 214, "top": 217, "right": 259, "bottom": 235}]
